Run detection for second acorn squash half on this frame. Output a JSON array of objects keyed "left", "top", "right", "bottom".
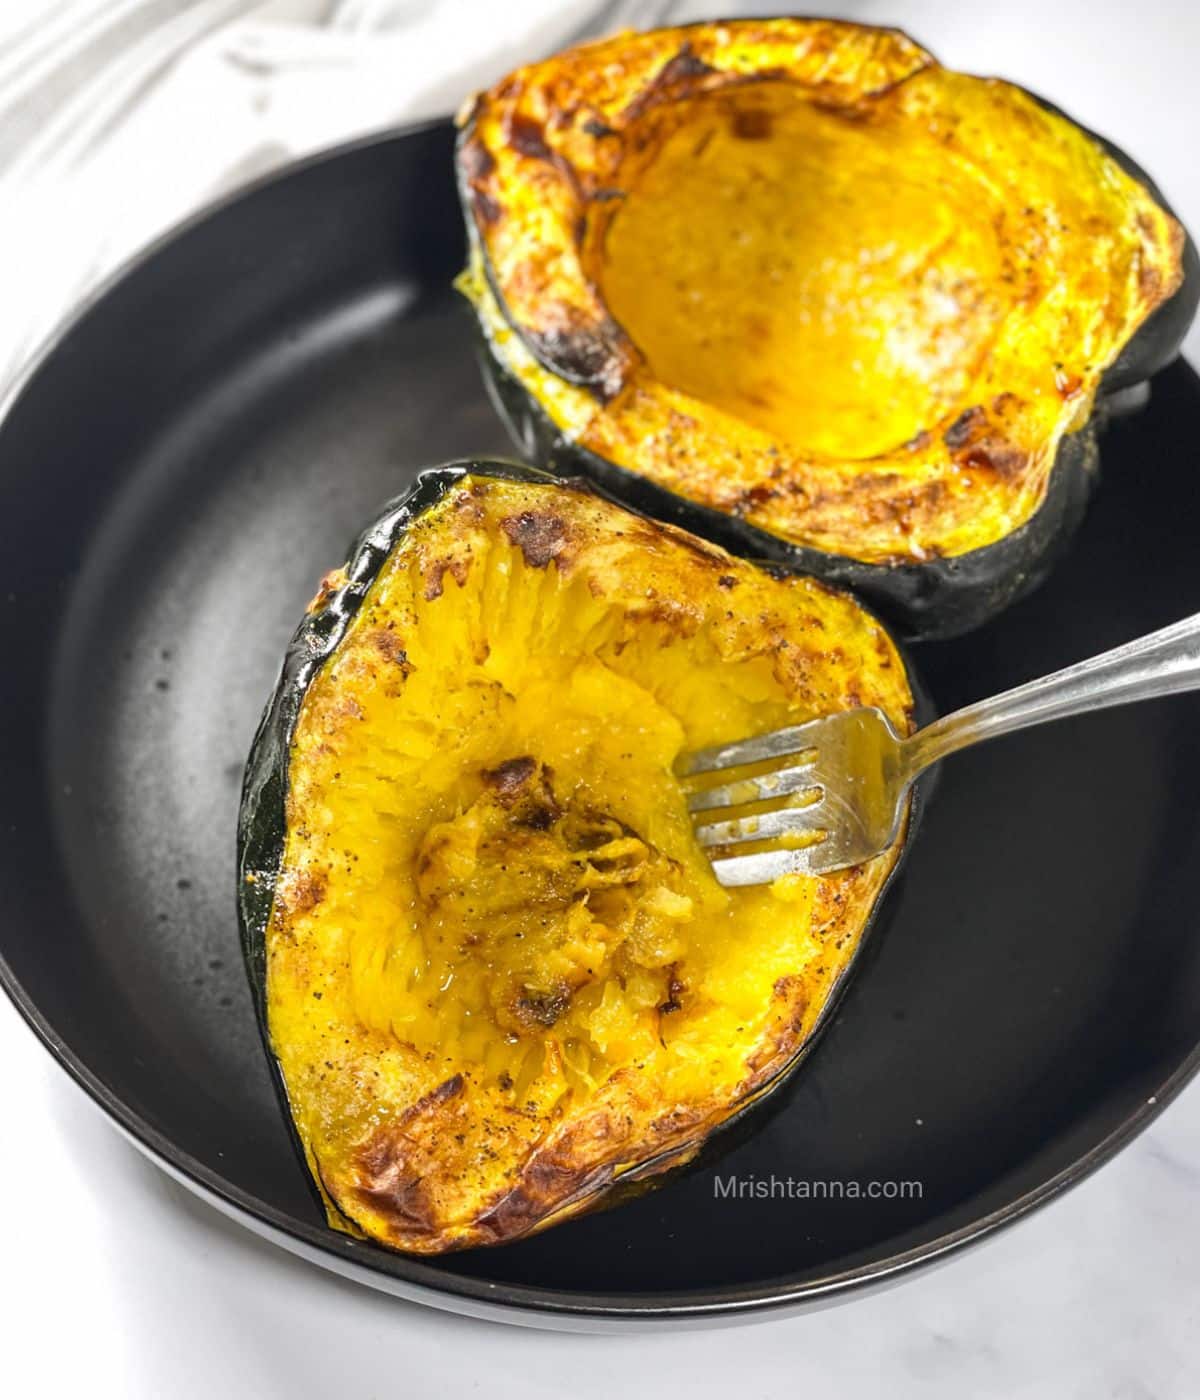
[
  {"left": 238, "top": 464, "right": 917, "bottom": 1253},
  {"left": 456, "top": 18, "right": 1197, "bottom": 637}
]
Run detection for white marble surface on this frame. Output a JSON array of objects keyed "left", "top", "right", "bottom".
[{"left": 4, "top": 1, "right": 1200, "bottom": 1395}]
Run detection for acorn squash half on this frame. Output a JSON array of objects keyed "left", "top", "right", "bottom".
[
  {"left": 455, "top": 19, "right": 1198, "bottom": 637},
  {"left": 238, "top": 463, "right": 918, "bottom": 1253}
]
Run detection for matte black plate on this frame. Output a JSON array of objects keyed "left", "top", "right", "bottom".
[{"left": 3, "top": 120, "right": 1200, "bottom": 1327}]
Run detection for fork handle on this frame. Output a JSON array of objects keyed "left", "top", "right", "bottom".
[{"left": 902, "top": 609, "right": 1200, "bottom": 778}]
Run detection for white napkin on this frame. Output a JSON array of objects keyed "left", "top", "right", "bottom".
[
  {"left": 6, "top": 0, "right": 1193, "bottom": 402},
  {"left": 0, "top": 0, "right": 677, "bottom": 399}
]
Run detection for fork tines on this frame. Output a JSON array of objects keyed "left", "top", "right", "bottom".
[
  {"left": 673, "top": 719, "right": 829, "bottom": 777},
  {"left": 676, "top": 722, "right": 829, "bottom": 876}
]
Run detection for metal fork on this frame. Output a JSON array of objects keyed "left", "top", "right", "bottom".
[{"left": 677, "top": 610, "right": 1200, "bottom": 887}]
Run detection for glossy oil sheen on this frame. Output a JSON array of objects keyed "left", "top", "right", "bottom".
[{"left": 2, "top": 120, "right": 1200, "bottom": 1323}]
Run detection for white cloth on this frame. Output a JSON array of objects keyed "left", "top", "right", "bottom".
[
  {"left": 0, "top": 0, "right": 672, "bottom": 397},
  {"left": 7, "top": 0, "right": 1198, "bottom": 403}
]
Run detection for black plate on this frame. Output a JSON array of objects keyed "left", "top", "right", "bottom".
[{"left": 3, "top": 119, "right": 1200, "bottom": 1328}]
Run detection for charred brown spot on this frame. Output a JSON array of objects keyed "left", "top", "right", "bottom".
[
  {"left": 582, "top": 116, "right": 618, "bottom": 138},
  {"left": 514, "top": 985, "right": 571, "bottom": 1029},
  {"left": 472, "top": 187, "right": 502, "bottom": 226},
  {"left": 352, "top": 1171, "right": 437, "bottom": 1236},
  {"left": 476, "top": 1156, "right": 613, "bottom": 1243},
  {"left": 526, "top": 320, "right": 626, "bottom": 399},
  {"left": 279, "top": 868, "right": 326, "bottom": 917},
  {"left": 655, "top": 41, "right": 716, "bottom": 86},
  {"left": 414, "top": 1072, "right": 465, "bottom": 1115},
  {"left": 482, "top": 755, "right": 537, "bottom": 797},
  {"left": 474, "top": 1185, "right": 545, "bottom": 1243},
  {"left": 717, "top": 574, "right": 737, "bottom": 590},
  {"left": 483, "top": 757, "right": 563, "bottom": 830},
  {"left": 458, "top": 136, "right": 495, "bottom": 183},
  {"left": 732, "top": 481, "right": 781, "bottom": 517},
  {"left": 508, "top": 113, "right": 554, "bottom": 163},
  {"left": 424, "top": 554, "right": 470, "bottom": 601},
  {"left": 621, "top": 41, "right": 717, "bottom": 125},
  {"left": 517, "top": 799, "right": 560, "bottom": 831},
  {"left": 453, "top": 491, "right": 488, "bottom": 526},
  {"left": 589, "top": 186, "right": 626, "bottom": 203},
  {"left": 501, "top": 509, "right": 569, "bottom": 567},
  {"left": 350, "top": 1093, "right": 463, "bottom": 1237},
  {"left": 731, "top": 107, "right": 772, "bottom": 140},
  {"left": 852, "top": 470, "right": 903, "bottom": 495},
  {"left": 943, "top": 405, "right": 987, "bottom": 449},
  {"left": 658, "top": 965, "right": 685, "bottom": 1015},
  {"left": 370, "top": 629, "right": 413, "bottom": 674},
  {"left": 492, "top": 73, "right": 523, "bottom": 104},
  {"left": 961, "top": 440, "right": 1026, "bottom": 481},
  {"left": 864, "top": 478, "right": 952, "bottom": 537}
]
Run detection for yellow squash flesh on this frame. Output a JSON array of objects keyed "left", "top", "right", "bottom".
[
  {"left": 265, "top": 478, "right": 915, "bottom": 1252},
  {"left": 458, "top": 19, "right": 1184, "bottom": 564}
]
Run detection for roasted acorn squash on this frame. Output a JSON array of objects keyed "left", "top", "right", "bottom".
[
  {"left": 238, "top": 463, "right": 918, "bottom": 1253},
  {"left": 456, "top": 19, "right": 1198, "bottom": 637}
]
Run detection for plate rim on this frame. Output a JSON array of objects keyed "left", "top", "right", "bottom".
[
  {"left": 8, "top": 953, "right": 1200, "bottom": 1323},
  {"left": 3, "top": 117, "right": 1200, "bottom": 1325}
]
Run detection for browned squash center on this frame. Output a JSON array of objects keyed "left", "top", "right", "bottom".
[
  {"left": 412, "top": 755, "right": 693, "bottom": 1059},
  {"left": 597, "top": 83, "right": 1014, "bottom": 460}
]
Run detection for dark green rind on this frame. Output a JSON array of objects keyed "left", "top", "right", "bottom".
[
  {"left": 236, "top": 460, "right": 931, "bottom": 1245},
  {"left": 455, "top": 41, "right": 1199, "bottom": 642}
]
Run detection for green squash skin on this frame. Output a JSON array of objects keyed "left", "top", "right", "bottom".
[
  {"left": 236, "top": 460, "right": 934, "bottom": 1245},
  {"left": 455, "top": 68, "right": 1199, "bottom": 643}
]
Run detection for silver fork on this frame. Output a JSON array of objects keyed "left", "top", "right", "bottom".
[{"left": 677, "top": 610, "right": 1200, "bottom": 887}]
